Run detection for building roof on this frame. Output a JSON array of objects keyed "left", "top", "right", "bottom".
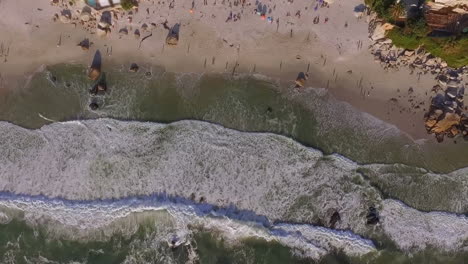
[
  {"left": 425, "top": 1, "right": 468, "bottom": 32},
  {"left": 85, "top": 0, "right": 121, "bottom": 10}
]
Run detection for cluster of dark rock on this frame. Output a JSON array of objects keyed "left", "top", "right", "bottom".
[
  {"left": 425, "top": 71, "right": 467, "bottom": 142},
  {"left": 369, "top": 16, "right": 467, "bottom": 142}
]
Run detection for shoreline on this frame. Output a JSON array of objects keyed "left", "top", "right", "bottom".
[
  {"left": 0, "top": 118, "right": 467, "bottom": 257},
  {"left": 0, "top": 0, "right": 456, "bottom": 141}
]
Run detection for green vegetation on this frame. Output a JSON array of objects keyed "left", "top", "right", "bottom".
[
  {"left": 365, "top": 0, "right": 400, "bottom": 21},
  {"left": 121, "top": 0, "right": 136, "bottom": 10},
  {"left": 366, "top": 0, "right": 468, "bottom": 68},
  {"left": 387, "top": 28, "right": 468, "bottom": 68}
]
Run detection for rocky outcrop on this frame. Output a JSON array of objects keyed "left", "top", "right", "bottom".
[
  {"left": 368, "top": 37, "right": 468, "bottom": 75},
  {"left": 369, "top": 20, "right": 394, "bottom": 41},
  {"left": 424, "top": 71, "right": 467, "bottom": 142},
  {"left": 368, "top": 14, "right": 468, "bottom": 75},
  {"left": 368, "top": 10, "right": 467, "bottom": 142}
]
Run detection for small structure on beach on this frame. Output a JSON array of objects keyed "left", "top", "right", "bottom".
[{"left": 85, "top": 0, "right": 122, "bottom": 10}]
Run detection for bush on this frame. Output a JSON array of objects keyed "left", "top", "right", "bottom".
[
  {"left": 387, "top": 28, "right": 468, "bottom": 67},
  {"left": 121, "top": 0, "right": 136, "bottom": 10},
  {"left": 367, "top": 0, "right": 398, "bottom": 19}
]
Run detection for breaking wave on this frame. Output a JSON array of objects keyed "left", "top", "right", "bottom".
[
  {"left": 0, "top": 192, "right": 376, "bottom": 260},
  {"left": 0, "top": 118, "right": 467, "bottom": 256}
]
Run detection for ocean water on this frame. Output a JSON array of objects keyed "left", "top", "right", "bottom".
[
  {"left": 0, "top": 64, "right": 467, "bottom": 172},
  {"left": 0, "top": 63, "right": 467, "bottom": 263}
]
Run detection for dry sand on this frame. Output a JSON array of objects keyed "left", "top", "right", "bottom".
[{"left": 0, "top": 0, "right": 444, "bottom": 139}]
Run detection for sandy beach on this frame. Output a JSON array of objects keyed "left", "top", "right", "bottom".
[
  {"left": 1, "top": 1, "right": 468, "bottom": 262},
  {"left": 0, "top": 0, "right": 450, "bottom": 140}
]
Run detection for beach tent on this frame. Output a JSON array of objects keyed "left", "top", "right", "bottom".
[{"left": 85, "top": 0, "right": 122, "bottom": 10}]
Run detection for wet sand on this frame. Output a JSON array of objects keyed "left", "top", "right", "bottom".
[{"left": 0, "top": 0, "right": 448, "bottom": 141}]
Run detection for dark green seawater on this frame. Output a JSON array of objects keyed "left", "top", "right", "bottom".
[
  {"left": 1, "top": 63, "right": 467, "bottom": 263},
  {"left": 0, "top": 64, "right": 467, "bottom": 172},
  {"left": 1, "top": 218, "right": 468, "bottom": 264}
]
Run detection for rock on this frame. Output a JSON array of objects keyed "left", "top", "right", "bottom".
[
  {"left": 449, "top": 126, "right": 460, "bottom": 137},
  {"left": 166, "top": 34, "right": 178, "bottom": 45},
  {"left": 89, "top": 102, "right": 99, "bottom": 110},
  {"left": 88, "top": 68, "right": 101, "bottom": 81},
  {"left": 96, "top": 27, "right": 108, "bottom": 37},
  {"left": 97, "top": 83, "right": 107, "bottom": 92},
  {"left": 435, "top": 133, "right": 445, "bottom": 142},
  {"left": 425, "top": 59, "right": 436, "bottom": 67},
  {"left": 80, "top": 7, "right": 92, "bottom": 22},
  {"left": 329, "top": 211, "right": 341, "bottom": 229},
  {"left": 404, "top": 50, "right": 415, "bottom": 57},
  {"left": 134, "top": 29, "right": 140, "bottom": 39},
  {"left": 447, "top": 80, "right": 460, "bottom": 89},
  {"left": 77, "top": 38, "right": 90, "bottom": 50},
  {"left": 371, "top": 22, "right": 387, "bottom": 41},
  {"left": 97, "top": 21, "right": 111, "bottom": 37},
  {"left": 81, "top": 13, "right": 91, "bottom": 22},
  {"left": 458, "top": 87, "right": 465, "bottom": 98},
  {"left": 431, "top": 85, "right": 443, "bottom": 94},
  {"left": 448, "top": 70, "right": 459, "bottom": 80},
  {"left": 438, "top": 75, "right": 448, "bottom": 86},
  {"left": 380, "top": 39, "right": 393, "bottom": 45},
  {"left": 429, "top": 113, "right": 461, "bottom": 134},
  {"left": 295, "top": 72, "right": 308, "bottom": 88},
  {"left": 129, "top": 63, "right": 139, "bottom": 72},
  {"left": 425, "top": 118, "right": 438, "bottom": 128},
  {"left": 60, "top": 15, "right": 71, "bottom": 23},
  {"left": 98, "top": 21, "right": 110, "bottom": 29},
  {"left": 380, "top": 50, "right": 389, "bottom": 58},
  {"left": 119, "top": 28, "right": 128, "bottom": 35},
  {"left": 60, "top": 9, "right": 72, "bottom": 23},
  {"left": 366, "top": 207, "right": 379, "bottom": 225},
  {"left": 141, "top": 23, "right": 148, "bottom": 31}
]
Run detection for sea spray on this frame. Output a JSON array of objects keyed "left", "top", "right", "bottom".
[
  {"left": 0, "top": 191, "right": 376, "bottom": 260},
  {"left": 0, "top": 119, "right": 467, "bottom": 253}
]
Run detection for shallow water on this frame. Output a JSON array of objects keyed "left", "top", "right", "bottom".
[
  {"left": 0, "top": 63, "right": 467, "bottom": 263},
  {"left": 1, "top": 215, "right": 467, "bottom": 264},
  {"left": 0, "top": 64, "right": 467, "bottom": 172}
]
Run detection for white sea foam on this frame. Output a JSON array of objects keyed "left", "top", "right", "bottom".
[
  {"left": 0, "top": 193, "right": 375, "bottom": 259},
  {"left": 381, "top": 200, "right": 468, "bottom": 251},
  {"left": 0, "top": 119, "right": 467, "bottom": 253}
]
